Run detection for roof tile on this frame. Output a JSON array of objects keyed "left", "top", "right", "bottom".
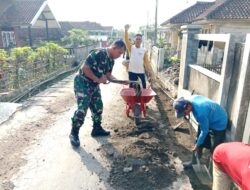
[
  {"left": 0, "top": 0, "right": 45, "bottom": 26},
  {"left": 195, "top": 0, "right": 250, "bottom": 21},
  {"left": 161, "top": 2, "right": 214, "bottom": 26}
]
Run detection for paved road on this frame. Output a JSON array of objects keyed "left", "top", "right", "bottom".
[
  {"left": 5, "top": 76, "right": 115, "bottom": 190},
  {"left": 0, "top": 58, "right": 193, "bottom": 190}
]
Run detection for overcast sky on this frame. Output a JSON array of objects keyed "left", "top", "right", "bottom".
[{"left": 47, "top": 0, "right": 215, "bottom": 32}]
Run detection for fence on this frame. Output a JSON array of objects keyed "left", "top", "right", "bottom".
[
  {"left": 148, "top": 25, "right": 250, "bottom": 142},
  {"left": 0, "top": 43, "right": 98, "bottom": 100}
]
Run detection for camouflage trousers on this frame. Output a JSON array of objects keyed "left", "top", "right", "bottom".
[{"left": 71, "top": 74, "right": 103, "bottom": 130}]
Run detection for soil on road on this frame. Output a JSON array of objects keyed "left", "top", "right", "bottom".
[{"left": 0, "top": 59, "right": 211, "bottom": 190}]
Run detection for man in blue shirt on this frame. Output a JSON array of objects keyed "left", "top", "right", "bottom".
[{"left": 173, "top": 95, "right": 228, "bottom": 168}]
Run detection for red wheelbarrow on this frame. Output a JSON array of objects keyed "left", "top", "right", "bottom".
[{"left": 120, "top": 87, "right": 156, "bottom": 125}]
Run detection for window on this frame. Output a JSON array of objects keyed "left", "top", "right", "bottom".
[{"left": 1, "top": 31, "right": 16, "bottom": 48}]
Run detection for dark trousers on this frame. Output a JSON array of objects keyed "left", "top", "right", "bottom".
[
  {"left": 197, "top": 126, "right": 226, "bottom": 153},
  {"left": 128, "top": 72, "right": 146, "bottom": 89}
]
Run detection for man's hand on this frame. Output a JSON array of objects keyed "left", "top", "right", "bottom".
[
  {"left": 124, "top": 24, "right": 130, "bottom": 31},
  {"left": 192, "top": 144, "right": 199, "bottom": 152}
]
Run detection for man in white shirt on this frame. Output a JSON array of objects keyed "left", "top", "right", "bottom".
[{"left": 124, "top": 24, "right": 152, "bottom": 88}]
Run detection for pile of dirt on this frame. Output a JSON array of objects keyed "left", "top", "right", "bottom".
[
  {"left": 108, "top": 126, "right": 178, "bottom": 190},
  {"left": 157, "top": 64, "right": 180, "bottom": 99}
]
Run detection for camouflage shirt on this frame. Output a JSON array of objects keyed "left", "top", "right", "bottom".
[{"left": 81, "top": 48, "right": 115, "bottom": 84}]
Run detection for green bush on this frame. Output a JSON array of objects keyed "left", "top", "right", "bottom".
[
  {"left": 36, "top": 42, "right": 67, "bottom": 72},
  {"left": 0, "top": 49, "right": 8, "bottom": 70},
  {"left": 170, "top": 56, "right": 180, "bottom": 64},
  {"left": 0, "top": 42, "right": 68, "bottom": 89}
]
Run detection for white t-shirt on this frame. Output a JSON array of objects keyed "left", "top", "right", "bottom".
[{"left": 128, "top": 45, "right": 145, "bottom": 74}]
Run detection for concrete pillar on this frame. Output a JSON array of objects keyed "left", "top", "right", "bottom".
[
  {"left": 158, "top": 48, "right": 165, "bottom": 71},
  {"left": 234, "top": 34, "right": 250, "bottom": 142},
  {"left": 218, "top": 34, "right": 236, "bottom": 109},
  {"left": 243, "top": 103, "right": 250, "bottom": 143},
  {"left": 178, "top": 25, "right": 202, "bottom": 97}
]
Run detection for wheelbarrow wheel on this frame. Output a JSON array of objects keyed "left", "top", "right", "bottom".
[
  {"left": 134, "top": 103, "right": 141, "bottom": 125},
  {"left": 135, "top": 117, "right": 141, "bottom": 125}
]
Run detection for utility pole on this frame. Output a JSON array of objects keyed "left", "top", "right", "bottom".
[{"left": 154, "top": 0, "right": 158, "bottom": 45}]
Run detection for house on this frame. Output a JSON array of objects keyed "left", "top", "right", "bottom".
[
  {"left": 0, "top": 0, "right": 61, "bottom": 49},
  {"left": 161, "top": 0, "right": 250, "bottom": 56},
  {"left": 193, "top": 0, "right": 250, "bottom": 41},
  {"left": 159, "top": 0, "right": 250, "bottom": 141},
  {"left": 59, "top": 21, "right": 115, "bottom": 47},
  {"left": 160, "top": 1, "right": 214, "bottom": 52}
]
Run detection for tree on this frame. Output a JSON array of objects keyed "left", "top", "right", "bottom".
[{"left": 62, "top": 29, "right": 93, "bottom": 48}]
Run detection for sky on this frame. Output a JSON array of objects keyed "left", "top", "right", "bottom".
[{"left": 47, "top": 0, "right": 215, "bottom": 32}]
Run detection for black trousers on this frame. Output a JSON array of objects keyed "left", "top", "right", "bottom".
[
  {"left": 196, "top": 126, "right": 226, "bottom": 153},
  {"left": 128, "top": 72, "right": 146, "bottom": 89}
]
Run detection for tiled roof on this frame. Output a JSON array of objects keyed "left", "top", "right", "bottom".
[
  {"left": 0, "top": 0, "right": 14, "bottom": 16},
  {"left": 59, "top": 21, "right": 112, "bottom": 34},
  {"left": 0, "top": 0, "right": 45, "bottom": 26},
  {"left": 161, "top": 2, "right": 215, "bottom": 26},
  {"left": 195, "top": 0, "right": 250, "bottom": 21}
]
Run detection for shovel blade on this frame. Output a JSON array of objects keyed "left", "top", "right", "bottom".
[{"left": 192, "top": 164, "right": 212, "bottom": 186}]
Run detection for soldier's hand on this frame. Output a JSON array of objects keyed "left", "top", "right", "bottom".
[
  {"left": 124, "top": 24, "right": 130, "bottom": 31},
  {"left": 98, "top": 76, "right": 107, "bottom": 84},
  {"left": 122, "top": 80, "right": 130, "bottom": 85}
]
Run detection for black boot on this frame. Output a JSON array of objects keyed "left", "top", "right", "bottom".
[
  {"left": 91, "top": 125, "right": 110, "bottom": 137},
  {"left": 69, "top": 128, "right": 80, "bottom": 147}
]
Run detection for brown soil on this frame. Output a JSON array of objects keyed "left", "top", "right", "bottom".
[
  {"left": 103, "top": 79, "right": 211, "bottom": 190},
  {"left": 153, "top": 80, "right": 211, "bottom": 190}
]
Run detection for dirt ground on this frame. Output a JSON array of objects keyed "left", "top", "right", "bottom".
[
  {"left": 152, "top": 80, "right": 211, "bottom": 190},
  {"left": 0, "top": 74, "right": 212, "bottom": 190},
  {"left": 104, "top": 79, "right": 211, "bottom": 190}
]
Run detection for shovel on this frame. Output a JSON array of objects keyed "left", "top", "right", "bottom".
[
  {"left": 107, "top": 79, "right": 140, "bottom": 85},
  {"left": 108, "top": 79, "right": 142, "bottom": 97},
  {"left": 192, "top": 151, "right": 212, "bottom": 186},
  {"left": 185, "top": 120, "right": 212, "bottom": 186}
]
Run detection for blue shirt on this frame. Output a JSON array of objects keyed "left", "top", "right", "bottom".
[{"left": 190, "top": 95, "right": 228, "bottom": 146}]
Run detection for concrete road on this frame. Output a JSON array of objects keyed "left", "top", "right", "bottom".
[{"left": 0, "top": 57, "right": 193, "bottom": 190}]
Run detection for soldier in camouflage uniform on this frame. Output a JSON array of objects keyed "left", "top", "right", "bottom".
[{"left": 70, "top": 40, "right": 127, "bottom": 147}]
